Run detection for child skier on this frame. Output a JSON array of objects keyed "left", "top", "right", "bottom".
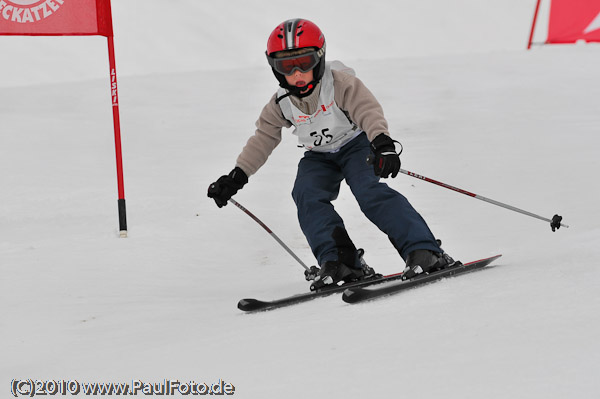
[{"left": 208, "top": 18, "right": 454, "bottom": 288}]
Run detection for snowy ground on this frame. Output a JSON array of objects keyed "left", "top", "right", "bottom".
[{"left": 2, "top": 1, "right": 600, "bottom": 398}]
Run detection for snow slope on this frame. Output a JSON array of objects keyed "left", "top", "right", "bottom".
[{"left": 1, "top": 1, "right": 599, "bottom": 398}]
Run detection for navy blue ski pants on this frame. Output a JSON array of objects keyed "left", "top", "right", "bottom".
[{"left": 292, "top": 133, "right": 441, "bottom": 268}]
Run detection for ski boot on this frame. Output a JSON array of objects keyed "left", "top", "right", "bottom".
[
  {"left": 357, "top": 248, "right": 378, "bottom": 279},
  {"left": 310, "top": 249, "right": 377, "bottom": 291},
  {"left": 401, "top": 247, "right": 457, "bottom": 281}
]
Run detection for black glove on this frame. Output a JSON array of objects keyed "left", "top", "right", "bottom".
[
  {"left": 207, "top": 167, "right": 248, "bottom": 208},
  {"left": 369, "top": 134, "right": 401, "bottom": 178}
]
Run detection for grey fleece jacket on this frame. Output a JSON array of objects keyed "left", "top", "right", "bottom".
[{"left": 235, "top": 69, "right": 390, "bottom": 176}]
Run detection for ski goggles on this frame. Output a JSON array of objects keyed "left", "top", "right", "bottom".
[{"left": 267, "top": 50, "right": 321, "bottom": 76}]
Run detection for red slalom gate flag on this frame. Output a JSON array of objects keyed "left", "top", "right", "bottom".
[
  {"left": 547, "top": 0, "right": 600, "bottom": 43},
  {"left": 0, "top": 0, "right": 112, "bottom": 36},
  {"left": 0, "top": 0, "right": 128, "bottom": 237}
]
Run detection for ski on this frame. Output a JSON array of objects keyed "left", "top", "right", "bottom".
[
  {"left": 238, "top": 254, "right": 501, "bottom": 312},
  {"left": 342, "top": 254, "right": 502, "bottom": 304},
  {"left": 238, "top": 272, "right": 405, "bottom": 312}
]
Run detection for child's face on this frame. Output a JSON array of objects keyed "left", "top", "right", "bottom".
[{"left": 284, "top": 69, "right": 315, "bottom": 93}]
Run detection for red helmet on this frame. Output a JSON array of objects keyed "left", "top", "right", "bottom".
[
  {"left": 266, "top": 19, "right": 326, "bottom": 93},
  {"left": 266, "top": 19, "right": 325, "bottom": 56}
]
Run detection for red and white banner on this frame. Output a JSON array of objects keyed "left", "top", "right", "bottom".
[
  {"left": 547, "top": 0, "right": 600, "bottom": 43},
  {"left": 0, "top": 0, "right": 113, "bottom": 36}
]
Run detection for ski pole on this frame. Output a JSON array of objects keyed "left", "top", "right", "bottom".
[
  {"left": 228, "top": 198, "right": 317, "bottom": 274},
  {"left": 399, "top": 168, "right": 568, "bottom": 231}
]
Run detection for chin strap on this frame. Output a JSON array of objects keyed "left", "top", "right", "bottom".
[{"left": 275, "top": 80, "right": 318, "bottom": 104}]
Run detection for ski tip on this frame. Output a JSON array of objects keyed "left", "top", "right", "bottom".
[
  {"left": 464, "top": 254, "right": 502, "bottom": 266},
  {"left": 341, "top": 288, "right": 368, "bottom": 304},
  {"left": 238, "top": 298, "right": 266, "bottom": 312},
  {"left": 484, "top": 254, "right": 503, "bottom": 263}
]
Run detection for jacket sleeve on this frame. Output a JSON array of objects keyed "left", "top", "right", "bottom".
[
  {"left": 332, "top": 70, "right": 390, "bottom": 142},
  {"left": 235, "top": 93, "right": 292, "bottom": 176}
]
